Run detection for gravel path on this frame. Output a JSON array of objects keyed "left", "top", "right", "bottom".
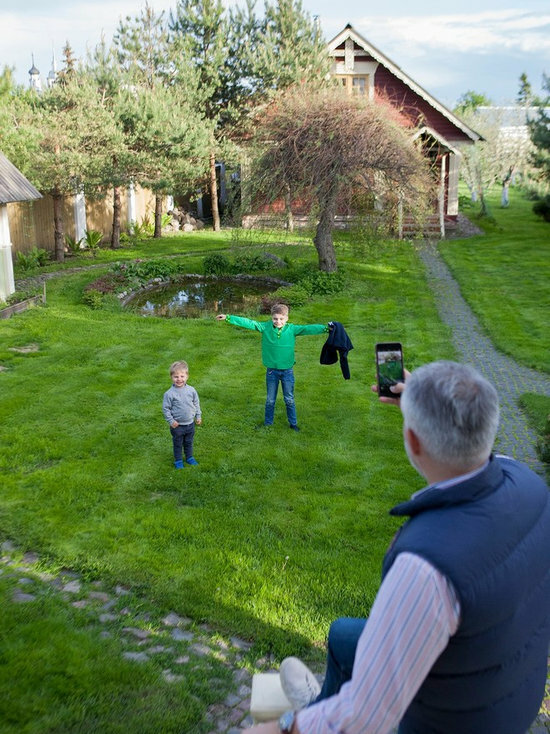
[{"left": 418, "top": 240, "right": 550, "bottom": 477}]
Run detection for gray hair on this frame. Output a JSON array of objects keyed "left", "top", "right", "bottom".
[{"left": 400, "top": 361, "right": 499, "bottom": 467}]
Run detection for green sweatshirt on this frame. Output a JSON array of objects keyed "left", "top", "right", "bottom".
[{"left": 225, "top": 315, "right": 327, "bottom": 369}]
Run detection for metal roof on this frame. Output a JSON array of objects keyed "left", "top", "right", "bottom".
[{"left": 0, "top": 152, "right": 41, "bottom": 204}]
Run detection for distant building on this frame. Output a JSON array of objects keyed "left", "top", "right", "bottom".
[
  {"left": 0, "top": 152, "right": 41, "bottom": 301},
  {"left": 27, "top": 51, "right": 59, "bottom": 92}
]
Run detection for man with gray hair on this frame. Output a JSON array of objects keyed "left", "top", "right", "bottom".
[{"left": 245, "top": 361, "right": 550, "bottom": 734}]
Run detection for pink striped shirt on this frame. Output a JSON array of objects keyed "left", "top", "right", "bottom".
[{"left": 296, "top": 552, "right": 461, "bottom": 734}]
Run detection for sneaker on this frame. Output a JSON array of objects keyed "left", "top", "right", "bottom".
[
  {"left": 279, "top": 656, "right": 320, "bottom": 710},
  {"left": 289, "top": 424, "right": 300, "bottom": 432},
  {"left": 186, "top": 457, "right": 199, "bottom": 466},
  {"left": 174, "top": 460, "right": 185, "bottom": 469}
]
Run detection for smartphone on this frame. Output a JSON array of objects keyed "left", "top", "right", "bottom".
[{"left": 375, "top": 342, "right": 404, "bottom": 398}]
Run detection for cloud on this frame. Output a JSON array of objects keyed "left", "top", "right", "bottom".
[{"left": 356, "top": 9, "right": 550, "bottom": 57}]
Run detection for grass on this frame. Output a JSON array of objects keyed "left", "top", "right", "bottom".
[
  {"left": 1, "top": 235, "right": 452, "bottom": 648},
  {"left": 0, "top": 568, "right": 235, "bottom": 733},
  {"left": 1, "top": 202, "right": 548, "bottom": 730},
  {"left": 439, "top": 187, "right": 550, "bottom": 374}
]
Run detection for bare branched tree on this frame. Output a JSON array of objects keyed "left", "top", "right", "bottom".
[{"left": 249, "top": 86, "right": 432, "bottom": 271}]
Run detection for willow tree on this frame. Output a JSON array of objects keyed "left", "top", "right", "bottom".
[{"left": 250, "top": 86, "right": 431, "bottom": 272}]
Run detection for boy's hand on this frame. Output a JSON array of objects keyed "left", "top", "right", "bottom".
[
  {"left": 196, "top": 418, "right": 202, "bottom": 425},
  {"left": 171, "top": 421, "right": 179, "bottom": 428},
  {"left": 215, "top": 314, "right": 226, "bottom": 320}
]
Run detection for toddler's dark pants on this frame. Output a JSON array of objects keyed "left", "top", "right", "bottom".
[{"left": 170, "top": 422, "right": 195, "bottom": 462}]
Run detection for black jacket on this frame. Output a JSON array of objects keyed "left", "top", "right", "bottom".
[{"left": 320, "top": 321, "right": 353, "bottom": 379}]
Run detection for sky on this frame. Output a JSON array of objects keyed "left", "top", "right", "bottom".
[{"left": 1, "top": 0, "right": 549, "bottom": 108}]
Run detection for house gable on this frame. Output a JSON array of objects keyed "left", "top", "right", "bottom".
[{"left": 327, "top": 24, "right": 481, "bottom": 145}]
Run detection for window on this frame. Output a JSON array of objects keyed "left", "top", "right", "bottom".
[{"left": 339, "top": 75, "right": 370, "bottom": 96}]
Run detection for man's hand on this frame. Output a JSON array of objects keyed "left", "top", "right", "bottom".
[
  {"left": 216, "top": 314, "right": 226, "bottom": 321},
  {"left": 371, "top": 369, "right": 410, "bottom": 405},
  {"left": 196, "top": 418, "right": 202, "bottom": 426},
  {"left": 171, "top": 421, "right": 179, "bottom": 428},
  {"left": 243, "top": 722, "right": 280, "bottom": 734}
]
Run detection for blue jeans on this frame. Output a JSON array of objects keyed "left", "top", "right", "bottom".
[
  {"left": 170, "top": 422, "right": 195, "bottom": 462},
  {"left": 316, "top": 617, "right": 366, "bottom": 701},
  {"left": 265, "top": 368, "right": 297, "bottom": 426},
  {"left": 317, "top": 617, "right": 406, "bottom": 733}
]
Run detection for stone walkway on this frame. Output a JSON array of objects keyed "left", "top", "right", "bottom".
[
  {"left": 418, "top": 240, "right": 550, "bottom": 477},
  {"left": 6, "top": 239, "right": 550, "bottom": 732}
]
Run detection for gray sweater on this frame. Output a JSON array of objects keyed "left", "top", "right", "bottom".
[{"left": 162, "top": 384, "right": 201, "bottom": 426}]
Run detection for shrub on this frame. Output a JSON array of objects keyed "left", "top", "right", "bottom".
[
  {"left": 82, "top": 289, "right": 105, "bottom": 309},
  {"left": 83, "top": 230, "right": 103, "bottom": 256},
  {"left": 203, "top": 253, "right": 231, "bottom": 275},
  {"left": 537, "top": 413, "right": 550, "bottom": 466},
  {"left": 5, "top": 286, "right": 42, "bottom": 305},
  {"left": 232, "top": 253, "right": 273, "bottom": 273},
  {"left": 111, "top": 259, "right": 179, "bottom": 282},
  {"left": 533, "top": 195, "right": 550, "bottom": 223},
  {"left": 65, "top": 234, "right": 83, "bottom": 254},
  {"left": 272, "top": 284, "right": 309, "bottom": 307},
  {"left": 293, "top": 265, "right": 346, "bottom": 296},
  {"left": 15, "top": 247, "right": 50, "bottom": 271}
]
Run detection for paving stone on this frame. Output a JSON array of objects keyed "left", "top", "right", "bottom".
[
  {"left": 162, "top": 612, "right": 182, "bottom": 627},
  {"left": 162, "top": 670, "right": 184, "bottom": 683},
  {"left": 230, "top": 636, "right": 252, "bottom": 651},
  {"left": 22, "top": 551, "right": 39, "bottom": 563},
  {"left": 115, "top": 585, "right": 130, "bottom": 596},
  {"left": 99, "top": 613, "right": 117, "bottom": 623},
  {"left": 172, "top": 628, "right": 194, "bottom": 642},
  {"left": 13, "top": 591, "right": 36, "bottom": 602},
  {"left": 190, "top": 642, "right": 211, "bottom": 656},
  {"left": 88, "top": 591, "right": 110, "bottom": 602},
  {"left": 224, "top": 693, "right": 241, "bottom": 707},
  {"left": 71, "top": 600, "right": 88, "bottom": 609},
  {"left": 122, "top": 651, "right": 149, "bottom": 662},
  {"left": 122, "top": 627, "right": 151, "bottom": 640},
  {"left": 63, "top": 580, "right": 81, "bottom": 593}
]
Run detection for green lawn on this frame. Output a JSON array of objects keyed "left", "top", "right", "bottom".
[
  {"left": 439, "top": 188, "right": 550, "bottom": 374},
  {"left": 1, "top": 234, "right": 452, "bottom": 649},
  {"left": 1, "top": 206, "right": 547, "bottom": 730}
]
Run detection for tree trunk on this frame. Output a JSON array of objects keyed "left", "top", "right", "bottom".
[
  {"left": 52, "top": 187, "right": 65, "bottom": 263},
  {"left": 111, "top": 185, "right": 121, "bottom": 249},
  {"left": 284, "top": 185, "right": 294, "bottom": 232},
  {"left": 154, "top": 193, "right": 163, "bottom": 238},
  {"left": 209, "top": 150, "right": 220, "bottom": 232},
  {"left": 313, "top": 198, "right": 337, "bottom": 272}
]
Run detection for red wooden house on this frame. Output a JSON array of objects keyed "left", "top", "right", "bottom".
[
  {"left": 243, "top": 24, "right": 481, "bottom": 237},
  {"left": 326, "top": 24, "right": 481, "bottom": 236}
]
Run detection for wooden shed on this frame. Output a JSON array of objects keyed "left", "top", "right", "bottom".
[{"left": 0, "top": 152, "right": 41, "bottom": 301}]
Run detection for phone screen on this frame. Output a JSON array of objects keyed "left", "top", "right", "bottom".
[{"left": 375, "top": 342, "right": 404, "bottom": 398}]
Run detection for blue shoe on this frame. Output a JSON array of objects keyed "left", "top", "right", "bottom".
[
  {"left": 289, "top": 424, "right": 300, "bottom": 432},
  {"left": 186, "top": 457, "right": 199, "bottom": 466},
  {"left": 174, "top": 460, "right": 185, "bottom": 469}
]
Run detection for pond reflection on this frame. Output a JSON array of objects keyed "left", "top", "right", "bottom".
[{"left": 126, "top": 277, "right": 277, "bottom": 319}]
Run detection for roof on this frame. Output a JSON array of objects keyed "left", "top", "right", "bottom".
[
  {"left": 327, "top": 25, "right": 482, "bottom": 143},
  {"left": 0, "top": 152, "right": 41, "bottom": 204}
]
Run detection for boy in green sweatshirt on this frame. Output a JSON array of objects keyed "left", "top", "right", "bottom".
[{"left": 216, "top": 303, "right": 328, "bottom": 430}]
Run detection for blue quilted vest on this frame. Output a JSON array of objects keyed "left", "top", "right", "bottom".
[{"left": 382, "top": 455, "right": 550, "bottom": 734}]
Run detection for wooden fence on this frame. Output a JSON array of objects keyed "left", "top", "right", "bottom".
[{"left": 7, "top": 185, "right": 158, "bottom": 255}]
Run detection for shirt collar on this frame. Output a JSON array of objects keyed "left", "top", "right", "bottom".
[{"left": 411, "top": 459, "right": 490, "bottom": 499}]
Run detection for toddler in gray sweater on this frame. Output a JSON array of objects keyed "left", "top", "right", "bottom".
[{"left": 162, "top": 360, "right": 202, "bottom": 469}]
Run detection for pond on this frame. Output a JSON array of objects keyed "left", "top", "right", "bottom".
[{"left": 125, "top": 276, "right": 282, "bottom": 319}]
